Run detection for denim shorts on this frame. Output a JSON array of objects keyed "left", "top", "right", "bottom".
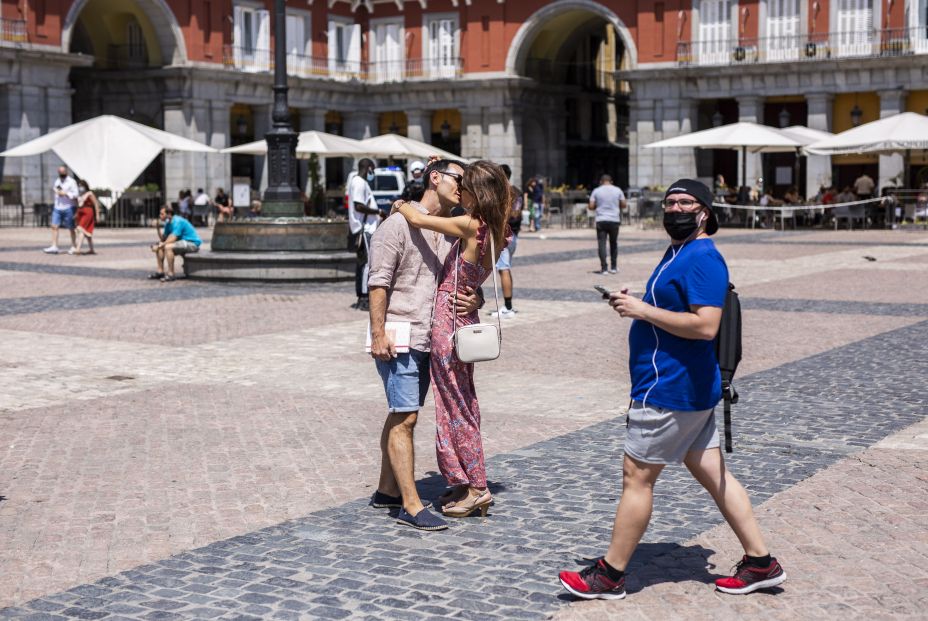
[
  {"left": 624, "top": 401, "right": 720, "bottom": 464},
  {"left": 495, "top": 234, "right": 517, "bottom": 271},
  {"left": 375, "top": 349, "right": 430, "bottom": 414},
  {"left": 51, "top": 207, "right": 74, "bottom": 229}
]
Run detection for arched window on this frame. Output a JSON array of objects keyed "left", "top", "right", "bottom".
[{"left": 126, "top": 15, "right": 147, "bottom": 66}]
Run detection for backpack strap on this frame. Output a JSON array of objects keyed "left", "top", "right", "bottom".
[{"left": 721, "top": 380, "right": 739, "bottom": 453}]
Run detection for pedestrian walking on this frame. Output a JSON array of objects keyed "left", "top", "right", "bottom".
[
  {"left": 395, "top": 161, "right": 512, "bottom": 518},
  {"left": 73, "top": 180, "right": 100, "bottom": 255},
  {"left": 367, "top": 158, "right": 481, "bottom": 532},
  {"left": 491, "top": 163, "right": 522, "bottom": 317},
  {"left": 44, "top": 166, "right": 79, "bottom": 254},
  {"left": 558, "top": 179, "right": 786, "bottom": 600},
  {"left": 526, "top": 176, "right": 545, "bottom": 232},
  {"left": 588, "top": 174, "right": 626, "bottom": 275},
  {"left": 348, "top": 158, "right": 381, "bottom": 311}
]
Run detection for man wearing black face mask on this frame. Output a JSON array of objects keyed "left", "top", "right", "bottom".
[{"left": 559, "top": 179, "right": 786, "bottom": 600}]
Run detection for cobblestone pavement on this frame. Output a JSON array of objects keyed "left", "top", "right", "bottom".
[{"left": 1, "top": 226, "right": 926, "bottom": 619}]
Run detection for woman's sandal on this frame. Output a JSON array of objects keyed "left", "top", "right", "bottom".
[
  {"left": 438, "top": 485, "right": 468, "bottom": 508},
  {"left": 441, "top": 490, "right": 492, "bottom": 518}
]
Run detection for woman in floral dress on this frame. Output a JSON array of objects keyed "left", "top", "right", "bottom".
[{"left": 397, "top": 160, "right": 513, "bottom": 517}]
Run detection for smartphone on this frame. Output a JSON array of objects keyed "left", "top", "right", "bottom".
[{"left": 593, "top": 285, "right": 611, "bottom": 299}]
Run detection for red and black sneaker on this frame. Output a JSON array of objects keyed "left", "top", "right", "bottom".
[
  {"left": 715, "top": 556, "right": 787, "bottom": 594},
  {"left": 558, "top": 558, "right": 627, "bottom": 600}
]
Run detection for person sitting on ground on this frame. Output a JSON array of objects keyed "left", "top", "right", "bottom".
[
  {"left": 73, "top": 179, "right": 101, "bottom": 255},
  {"left": 214, "top": 187, "right": 233, "bottom": 222},
  {"left": 149, "top": 204, "right": 201, "bottom": 282}
]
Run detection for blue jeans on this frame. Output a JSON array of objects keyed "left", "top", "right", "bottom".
[{"left": 375, "top": 349, "right": 430, "bottom": 414}]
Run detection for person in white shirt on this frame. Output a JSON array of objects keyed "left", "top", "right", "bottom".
[
  {"left": 348, "top": 157, "right": 381, "bottom": 310},
  {"left": 44, "top": 166, "right": 79, "bottom": 254},
  {"left": 588, "top": 174, "right": 627, "bottom": 274}
]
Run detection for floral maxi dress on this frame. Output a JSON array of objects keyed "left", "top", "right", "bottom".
[{"left": 430, "top": 221, "right": 510, "bottom": 489}]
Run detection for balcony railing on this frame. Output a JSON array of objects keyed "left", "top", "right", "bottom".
[
  {"left": 677, "top": 26, "right": 928, "bottom": 66},
  {"left": 222, "top": 45, "right": 463, "bottom": 81},
  {"left": 0, "top": 18, "right": 26, "bottom": 45}
]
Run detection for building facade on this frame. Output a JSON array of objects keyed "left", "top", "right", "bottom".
[{"left": 1, "top": 0, "right": 926, "bottom": 206}]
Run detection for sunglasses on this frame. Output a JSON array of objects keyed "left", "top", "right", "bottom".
[{"left": 439, "top": 171, "right": 463, "bottom": 183}]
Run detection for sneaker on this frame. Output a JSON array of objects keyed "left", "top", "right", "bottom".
[
  {"left": 594, "top": 269, "right": 608, "bottom": 275},
  {"left": 356, "top": 297, "right": 370, "bottom": 311},
  {"left": 715, "top": 556, "right": 787, "bottom": 594},
  {"left": 43, "top": 245, "right": 59, "bottom": 254},
  {"left": 370, "top": 491, "right": 431, "bottom": 509},
  {"left": 67, "top": 248, "right": 77, "bottom": 255},
  {"left": 490, "top": 308, "right": 517, "bottom": 318},
  {"left": 608, "top": 268, "right": 618, "bottom": 274},
  {"left": 396, "top": 507, "right": 448, "bottom": 531},
  {"left": 559, "top": 558, "right": 626, "bottom": 600}
]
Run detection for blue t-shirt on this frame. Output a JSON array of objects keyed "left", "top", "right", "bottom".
[
  {"left": 628, "top": 238, "right": 728, "bottom": 411},
  {"left": 163, "top": 216, "right": 202, "bottom": 247}
]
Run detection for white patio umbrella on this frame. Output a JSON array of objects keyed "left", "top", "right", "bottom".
[
  {"left": 0, "top": 114, "right": 215, "bottom": 193},
  {"left": 777, "top": 126, "right": 834, "bottom": 191},
  {"left": 805, "top": 112, "right": 928, "bottom": 187},
  {"left": 222, "top": 130, "right": 368, "bottom": 158},
  {"left": 358, "top": 133, "right": 464, "bottom": 161},
  {"left": 645, "top": 121, "right": 804, "bottom": 188}
]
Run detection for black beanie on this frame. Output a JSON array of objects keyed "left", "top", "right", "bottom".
[{"left": 664, "top": 179, "right": 719, "bottom": 235}]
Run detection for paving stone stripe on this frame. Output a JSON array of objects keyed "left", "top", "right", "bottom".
[
  {"left": 3, "top": 318, "right": 925, "bottom": 621},
  {"left": 514, "top": 288, "right": 928, "bottom": 316},
  {"left": 0, "top": 240, "right": 154, "bottom": 254}
]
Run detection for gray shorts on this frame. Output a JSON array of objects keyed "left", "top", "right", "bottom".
[
  {"left": 171, "top": 240, "right": 199, "bottom": 255},
  {"left": 624, "top": 401, "right": 720, "bottom": 465}
]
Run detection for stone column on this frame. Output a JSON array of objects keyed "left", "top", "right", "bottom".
[
  {"left": 736, "top": 96, "right": 763, "bottom": 189},
  {"left": 208, "top": 102, "right": 231, "bottom": 195},
  {"left": 879, "top": 89, "right": 906, "bottom": 189},
  {"left": 629, "top": 97, "right": 658, "bottom": 189},
  {"left": 659, "top": 98, "right": 699, "bottom": 185},
  {"left": 805, "top": 93, "right": 833, "bottom": 193},
  {"left": 405, "top": 109, "right": 431, "bottom": 144},
  {"left": 163, "top": 100, "right": 193, "bottom": 201},
  {"left": 252, "top": 104, "right": 272, "bottom": 192},
  {"left": 342, "top": 111, "right": 376, "bottom": 140}
]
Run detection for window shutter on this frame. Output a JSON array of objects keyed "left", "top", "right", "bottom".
[
  {"left": 256, "top": 9, "right": 270, "bottom": 70},
  {"left": 233, "top": 5, "right": 243, "bottom": 66},
  {"left": 348, "top": 23, "right": 361, "bottom": 70}
]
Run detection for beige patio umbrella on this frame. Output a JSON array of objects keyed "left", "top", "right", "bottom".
[
  {"left": 221, "top": 130, "right": 368, "bottom": 157},
  {"left": 358, "top": 133, "right": 464, "bottom": 161},
  {"left": 0, "top": 114, "right": 216, "bottom": 192},
  {"left": 645, "top": 122, "right": 804, "bottom": 188},
  {"left": 805, "top": 112, "right": 928, "bottom": 187}
]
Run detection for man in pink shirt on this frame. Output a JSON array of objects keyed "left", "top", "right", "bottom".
[{"left": 367, "top": 159, "right": 481, "bottom": 531}]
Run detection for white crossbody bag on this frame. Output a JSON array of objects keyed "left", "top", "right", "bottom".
[{"left": 452, "top": 232, "right": 502, "bottom": 363}]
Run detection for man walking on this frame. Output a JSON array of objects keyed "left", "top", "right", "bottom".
[
  {"left": 348, "top": 158, "right": 381, "bottom": 311},
  {"left": 367, "top": 159, "right": 480, "bottom": 531},
  {"left": 588, "top": 174, "right": 626, "bottom": 275},
  {"left": 491, "top": 164, "right": 522, "bottom": 317},
  {"left": 44, "top": 166, "right": 79, "bottom": 254},
  {"left": 559, "top": 179, "right": 786, "bottom": 600}
]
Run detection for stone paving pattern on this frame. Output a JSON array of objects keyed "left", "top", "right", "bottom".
[{"left": 1, "top": 225, "right": 926, "bottom": 619}]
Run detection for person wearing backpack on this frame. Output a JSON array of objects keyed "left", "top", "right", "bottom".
[{"left": 558, "top": 179, "right": 785, "bottom": 600}]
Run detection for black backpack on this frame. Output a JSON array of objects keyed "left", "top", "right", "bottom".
[{"left": 715, "top": 283, "right": 742, "bottom": 453}]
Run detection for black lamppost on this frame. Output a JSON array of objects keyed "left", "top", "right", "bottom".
[
  {"left": 262, "top": 0, "right": 301, "bottom": 213},
  {"left": 850, "top": 104, "right": 863, "bottom": 127}
]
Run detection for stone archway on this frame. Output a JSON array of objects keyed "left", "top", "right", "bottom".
[
  {"left": 506, "top": 0, "right": 638, "bottom": 76},
  {"left": 61, "top": 0, "right": 187, "bottom": 67}
]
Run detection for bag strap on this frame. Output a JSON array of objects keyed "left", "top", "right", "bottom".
[{"left": 452, "top": 227, "right": 502, "bottom": 341}]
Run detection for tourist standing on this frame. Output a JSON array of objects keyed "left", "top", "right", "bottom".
[
  {"left": 395, "top": 161, "right": 512, "bottom": 518},
  {"left": 588, "top": 174, "right": 626, "bottom": 275},
  {"left": 348, "top": 158, "right": 381, "bottom": 311},
  {"left": 367, "top": 159, "right": 479, "bottom": 532},
  {"left": 73, "top": 180, "right": 100, "bottom": 255},
  {"left": 559, "top": 179, "right": 786, "bottom": 600},
  {"left": 44, "top": 166, "right": 79, "bottom": 254},
  {"left": 491, "top": 163, "right": 522, "bottom": 317}
]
